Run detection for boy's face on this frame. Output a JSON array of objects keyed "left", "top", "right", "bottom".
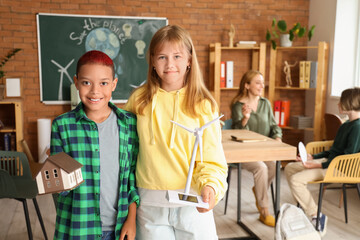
[{"left": 74, "top": 63, "right": 118, "bottom": 116}]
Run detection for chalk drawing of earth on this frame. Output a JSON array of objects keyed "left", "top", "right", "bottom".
[{"left": 85, "top": 28, "right": 120, "bottom": 59}]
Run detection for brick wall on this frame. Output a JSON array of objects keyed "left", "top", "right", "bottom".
[{"left": 0, "top": 0, "right": 309, "bottom": 159}]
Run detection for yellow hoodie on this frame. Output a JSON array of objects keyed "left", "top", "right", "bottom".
[{"left": 124, "top": 87, "right": 228, "bottom": 203}]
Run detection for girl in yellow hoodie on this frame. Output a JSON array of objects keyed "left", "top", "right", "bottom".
[{"left": 124, "top": 25, "right": 228, "bottom": 240}]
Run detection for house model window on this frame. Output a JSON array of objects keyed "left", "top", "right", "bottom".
[
  {"left": 53, "top": 168, "right": 58, "bottom": 178},
  {"left": 45, "top": 170, "right": 50, "bottom": 180}
]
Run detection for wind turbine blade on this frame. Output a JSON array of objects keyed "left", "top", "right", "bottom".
[
  {"left": 198, "top": 136, "right": 203, "bottom": 163},
  {"left": 200, "top": 114, "right": 224, "bottom": 131},
  {"left": 51, "top": 59, "right": 63, "bottom": 69},
  {"left": 65, "top": 59, "right": 75, "bottom": 69},
  {"left": 170, "top": 120, "right": 194, "bottom": 133}
]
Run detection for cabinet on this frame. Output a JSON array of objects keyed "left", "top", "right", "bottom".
[
  {"left": 268, "top": 42, "right": 329, "bottom": 143},
  {"left": 0, "top": 100, "right": 24, "bottom": 152},
  {"left": 209, "top": 42, "right": 266, "bottom": 118}
]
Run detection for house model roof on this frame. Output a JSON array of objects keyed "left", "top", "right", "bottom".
[{"left": 30, "top": 152, "right": 83, "bottom": 179}]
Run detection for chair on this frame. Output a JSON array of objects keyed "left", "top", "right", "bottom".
[
  {"left": 222, "top": 119, "right": 275, "bottom": 215},
  {"left": 310, "top": 152, "right": 360, "bottom": 229},
  {"left": 0, "top": 151, "right": 48, "bottom": 240},
  {"left": 324, "top": 113, "right": 342, "bottom": 140}
]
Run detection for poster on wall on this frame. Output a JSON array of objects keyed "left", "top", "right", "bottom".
[{"left": 36, "top": 13, "right": 167, "bottom": 104}]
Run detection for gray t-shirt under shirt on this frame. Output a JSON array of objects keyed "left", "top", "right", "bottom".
[{"left": 97, "top": 110, "right": 120, "bottom": 231}]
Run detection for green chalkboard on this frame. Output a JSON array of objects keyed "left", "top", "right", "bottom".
[{"left": 37, "top": 13, "right": 167, "bottom": 104}]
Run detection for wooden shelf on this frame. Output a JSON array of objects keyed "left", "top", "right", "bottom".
[
  {"left": 275, "top": 87, "right": 316, "bottom": 90},
  {"left": 209, "top": 42, "right": 266, "bottom": 116},
  {"left": 268, "top": 42, "right": 329, "bottom": 141},
  {"left": 0, "top": 100, "right": 23, "bottom": 151}
]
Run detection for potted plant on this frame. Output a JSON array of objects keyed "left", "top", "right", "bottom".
[
  {"left": 0, "top": 48, "right": 22, "bottom": 100},
  {"left": 266, "top": 19, "right": 315, "bottom": 50}
]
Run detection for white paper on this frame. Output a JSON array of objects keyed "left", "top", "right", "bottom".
[
  {"left": 298, "top": 141, "right": 307, "bottom": 163},
  {"left": 6, "top": 78, "right": 21, "bottom": 97}
]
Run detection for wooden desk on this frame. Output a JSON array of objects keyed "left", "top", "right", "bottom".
[{"left": 221, "top": 130, "right": 296, "bottom": 240}]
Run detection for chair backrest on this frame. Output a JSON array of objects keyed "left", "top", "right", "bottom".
[
  {"left": 324, "top": 113, "right": 343, "bottom": 140},
  {"left": 0, "top": 151, "right": 31, "bottom": 178},
  {"left": 223, "top": 119, "right": 233, "bottom": 130},
  {"left": 306, "top": 140, "right": 333, "bottom": 155},
  {"left": 323, "top": 152, "right": 360, "bottom": 183}
]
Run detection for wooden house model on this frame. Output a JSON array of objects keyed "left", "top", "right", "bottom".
[{"left": 31, "top": 152, "right": 84, "bottom": 194}]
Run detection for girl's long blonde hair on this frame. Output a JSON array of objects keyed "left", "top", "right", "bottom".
[
  {"left": 131, "top": 25, "right": 217, "bottom": 117},
  {"left": 230, "top": 70, "right": 263, "bottom": 107}
]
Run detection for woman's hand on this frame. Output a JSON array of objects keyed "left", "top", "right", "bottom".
[
  {"left": 197, "top": 186, "right": 216, "bottom": 213},
  {"left": 242, "top": 104, "right": 251, "bottom": 119}
]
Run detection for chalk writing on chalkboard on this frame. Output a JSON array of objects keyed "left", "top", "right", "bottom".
[{"left": 37, "top": 13, "right": 167, "bottom": 104}]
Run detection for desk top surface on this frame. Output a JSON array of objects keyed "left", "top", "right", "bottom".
[{"left": 222, "top": 129, "right": 297, "bottom": 163}]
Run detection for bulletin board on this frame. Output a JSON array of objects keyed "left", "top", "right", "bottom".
[{"left": 36, "top": 13, "right": 167, "bottom": 104}]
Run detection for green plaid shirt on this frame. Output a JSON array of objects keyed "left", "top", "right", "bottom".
[{"left": 51, "top": 102, "right": 139, "bottom": 240}]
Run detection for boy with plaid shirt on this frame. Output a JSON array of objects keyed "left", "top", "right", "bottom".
[{"left": 51, "top": 50, "right": 139, "bottom": 240}]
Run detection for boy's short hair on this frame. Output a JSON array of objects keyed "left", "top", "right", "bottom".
[
  {"left": 76, "top": 50, "right": 115, "bottom": 78},
  {"left": 340, "top": 87, "right": 360, "bottom": 111}
]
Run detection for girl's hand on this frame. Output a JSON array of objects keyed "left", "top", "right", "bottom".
[{"left": 197, "top": 186, "right": 215, "bottom": 213}]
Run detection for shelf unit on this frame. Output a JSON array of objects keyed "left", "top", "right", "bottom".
[
  {"left": 209, "top": 42, "right": 266, "bottom": 118},
  {"left": 0, "top": 99, "right": 24, "bottom": 152},
  {"left": 268, "top": 42, "right": 329, "bottom": 142}
]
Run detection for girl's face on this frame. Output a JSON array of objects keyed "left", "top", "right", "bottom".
[
  {"left": 245, "top": 74, "right": 265, "bottom": 97},
  {"left": 152, "top": 41, "right": 190, "bottom": 92},
  {"left": 74, "top": 63, "right": 117, "bottom": 117}
]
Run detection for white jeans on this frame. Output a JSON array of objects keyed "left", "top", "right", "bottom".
[{"left": 136, "top": 205, "right": 218, "bottom": 240}]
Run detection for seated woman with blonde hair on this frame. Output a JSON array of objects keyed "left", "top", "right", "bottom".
[{"left": 230, "top": 70, "right": 282, "bottom": 227}]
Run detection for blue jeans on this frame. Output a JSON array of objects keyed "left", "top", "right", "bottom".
[{"left": 102, "top": 231, "right": 115, "bottom": 240}]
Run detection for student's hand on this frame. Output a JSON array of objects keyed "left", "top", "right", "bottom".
[
  {"left": 275, "top": 137, "right": 282, "bottom": 142},
  {"left": 302, "top": 159, "right": 320, "bottom": 169},
  {"left": 197, "top": 185, "right": 215, "bottom": 213},
  {"left": 119, "top": 202, "right": 136, "bottom": 240},
  {"left": 296, "top": 153, "right": 313, "bottom": 162},
  {"left": 119, "top": 218, "right": 135, "bottom": 240}
]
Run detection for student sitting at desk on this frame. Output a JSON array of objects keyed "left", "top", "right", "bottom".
[
  {"left": 285, "top": 87, "right": 360, "bottom": 236},
  {"left": 231, "top": 70, "right": 282, "bottom": 227}
]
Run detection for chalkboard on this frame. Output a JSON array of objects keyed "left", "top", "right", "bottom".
[{"left": 36, "top": 13, "right": 167, "bottom": 104}]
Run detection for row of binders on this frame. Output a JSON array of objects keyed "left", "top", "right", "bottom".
[
  {"left": 299, "top": 61, "right": 317, "bottom": 88},
  {"left": 220, "top": 61, "right": 234, "bottom": 88},
  {"left": 274, "top": 100, "right": 290, "bottom": 127},
  {"left": 1, "top": 133, "right": 16, "bottom": 151}
]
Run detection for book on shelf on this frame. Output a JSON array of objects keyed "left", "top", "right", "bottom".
[
  {"left": 4, "top": 133, "right": 11, "bottom": 151},
  {"left": 226, "top": 61, "right": 234, "bottom": 88},
  {"left": 274, "top": 100, "right": 282, "bottom": 125},
  {"left": 220, "top": 61, "right": 226, "bottom": 88},
  {"left": 236, "top": 41, "right": 257, "bottom": 48},
  {"left": 299, "top": 61, "right": 305, "bottom": 88},
  {"left": 304, "top": 61, "right": 311, "bottom": 88},
  {"left": 310, "top": 61, "right": 318, "bottom": 88},
  {"left": 280, "top": 100, "right": 290, "bottom": 127}
]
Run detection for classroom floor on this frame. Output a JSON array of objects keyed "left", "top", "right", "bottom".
[{"left": 1, "top": 168, "right": 360, "bottom": 239}]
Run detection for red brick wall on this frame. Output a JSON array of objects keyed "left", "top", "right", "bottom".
[{"left": 0, "top": 0, "right": 309, "bottom": 159}]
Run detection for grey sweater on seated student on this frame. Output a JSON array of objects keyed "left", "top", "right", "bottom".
[{"left": 313, "top": 118, "right": 360, "bottom": 169}]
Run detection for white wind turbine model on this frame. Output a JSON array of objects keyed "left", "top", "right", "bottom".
[{"left": 166, "top": 114, "right": 224, "bottom": 209}]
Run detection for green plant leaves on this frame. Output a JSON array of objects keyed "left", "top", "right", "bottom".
[
  {"left": 277, "top": 20, "right": 287, "bottom": 32},
  {"left": 0, "top": 48, "right": 22, "bottom": 80}
]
